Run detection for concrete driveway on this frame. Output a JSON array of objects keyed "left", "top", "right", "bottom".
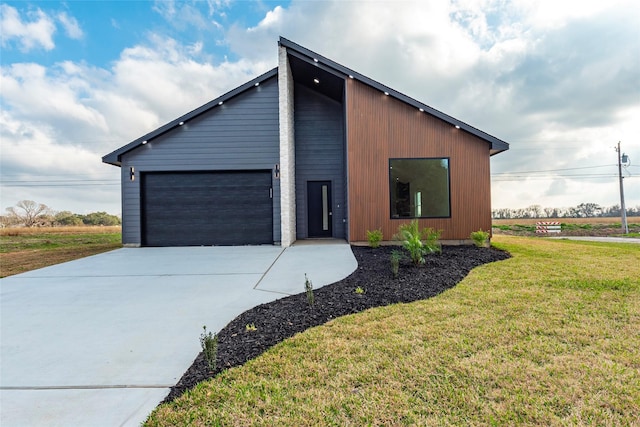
[{"left": 0, "top": 243, "right": 357, "bottom": 426}]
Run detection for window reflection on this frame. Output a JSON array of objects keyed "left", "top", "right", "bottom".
[{"left": 389, "top": 158, "right": 450, "bottom": 218}]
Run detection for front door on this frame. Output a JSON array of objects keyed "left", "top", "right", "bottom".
[{"left": 307, "top": 181, "right": 332, "bottom": 238}]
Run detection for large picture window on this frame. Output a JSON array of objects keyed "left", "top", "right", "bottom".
[{"left": 389, "top": 158, "right": 450, "bottom": 218}]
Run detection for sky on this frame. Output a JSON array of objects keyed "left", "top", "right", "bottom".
[{"left": 1, "top": 0, "right": 639, "bottom": 216}]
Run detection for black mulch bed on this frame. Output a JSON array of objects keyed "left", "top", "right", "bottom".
[{"left": 162, "top": 244, "right": 510, "bottom": 404}]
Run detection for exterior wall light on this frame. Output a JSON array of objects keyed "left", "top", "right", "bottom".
[
  {"left": 129, "top": 166, "right": 135, "bottom": 181},
  {"left": 313, "top": 78, "right": 320, "bottom": 84}
]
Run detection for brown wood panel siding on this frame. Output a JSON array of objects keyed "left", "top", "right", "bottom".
[{"left": 346, "top": 79, "right": 491, "bottom": 241}]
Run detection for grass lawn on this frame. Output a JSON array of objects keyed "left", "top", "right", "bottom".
[
  {"left": 146, "top": 236, "right": 640, "bottom": 426},
  {"left": 0, "top": 226, "right": 122, "bottom": 277}
]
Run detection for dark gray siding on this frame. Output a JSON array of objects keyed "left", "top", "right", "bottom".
[
  {"left": 294, "top": 83, "right": 346, "bottom": 239},
  {"left": 119, "top": 76, "right": 280, "bottom": 245}
]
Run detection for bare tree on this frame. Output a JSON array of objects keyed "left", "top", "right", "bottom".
[
  {"left": 6, "top": 200, "right": 52, "bottom": 227},
  {"left": 575, "top": 203, "right": 602, "bottom": 218},
  {"left": 528, "top": 204, "right": 542, "bottom": 218}
]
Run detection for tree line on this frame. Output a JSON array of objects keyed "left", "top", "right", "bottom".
[
  {"left": 4, "top": 200, "right": 638, "bottom": 227},
  {"left": 492, "top": 203, "right": 640, "bottom": 219},
  {"left": 1, "top": 200, "right": 121, "bottom": 228}
]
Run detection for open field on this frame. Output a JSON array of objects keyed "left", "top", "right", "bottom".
[
  {"left": 0, "top": 225, "right": 121, "bottom": 236},
  {"left": 146, "top": 236, "right": 640, "bottom": 426},
  {"left": 493, "top": 217, "right": 637, "bottom": 226},
  {"left": 493, "top": 218, "right": 640, "bottom": 238},
  {"left": 0, "top": 226, "right": 122, "bottom": 277}
]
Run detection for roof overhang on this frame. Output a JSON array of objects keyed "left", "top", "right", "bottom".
[
  {"left": 103, "top": 38, "right": 508, "bottom": 167},
  {"left": 102, "top": 68, "right": 279, "bottom": 167},
  {"left": 279, "top": 37, "right": 509, "bottom": 156}
]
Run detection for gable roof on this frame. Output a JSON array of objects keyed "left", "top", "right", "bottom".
[
  {"left": 103, "top": 38, "right": 508, "bottom": 167},
  {"left": 278, "top": 37, "right": 508, "bottom": 156},
  {"left": 102, "top": 68, "right": 278, "bottom": 166}
]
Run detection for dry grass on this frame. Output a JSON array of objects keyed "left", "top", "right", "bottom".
[
  {"left": 146, "top": 236, "right": 640, "bottom": 426},
  {"left": 493, "top": 217, "right": 634, "bottom": 226},
  {"left": 0, "top": 227, "right": 121, "bottom": 277},
  {"left": 0, "top": 225, "right": 121, "bottom": 236}
]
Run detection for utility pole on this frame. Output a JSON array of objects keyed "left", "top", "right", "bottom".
[{"left": 616, "top": 141, "right": 629, "bottom": 234}]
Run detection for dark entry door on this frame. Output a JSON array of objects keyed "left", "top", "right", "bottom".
[{"left": 307, "top": 181, "right": 332, "bottom": 238}]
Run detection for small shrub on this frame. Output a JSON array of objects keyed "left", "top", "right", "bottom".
[
  {"left": 422, "top": 227, "right": 442, "bottom": 254},
  {"left": 493, "top": 224, "right": 511, "bottom": 231},
  {"left": 470, "top": 229, "right": 490, "bottom": 248},
  {"left": 366, "top": 229, "right": 383, "bottom": 248},
  {"left": 199, "top": 326, "right": 218, "bottom": 371},
  {"left": 304, "top": 273, "right": 314, "bottom": 307},
  {"left": 513, "top": 224, "right": 536, "bottom": 232},
  {"left": 245, "top": 323, "right": 257, "bottom": 332},
  {"left": 390, "top": 249, "right": 403, "bottom": 278},
  {"left": 395, "top": 220, "right": 442, "bottom": 266},
  {"left": 355, "top": 286, "right": 365, "bottom": 294}
]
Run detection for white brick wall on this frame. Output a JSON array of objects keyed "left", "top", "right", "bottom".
[{"left": 278, "top": 46, "right": 296, "bottom": 247}]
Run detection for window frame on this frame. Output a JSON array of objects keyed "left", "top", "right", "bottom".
[{"left": 388, "top": 157, "right": 452, "bottom": 220}]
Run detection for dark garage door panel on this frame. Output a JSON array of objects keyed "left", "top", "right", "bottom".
[{"left": 142, "top": 171, "right": 273, "bottom": 246}]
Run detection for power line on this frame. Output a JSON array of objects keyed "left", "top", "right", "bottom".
[
  {"left": 1, "top": 179, "right": 119, "bottom": 184},
  {"left": 0, "top": 172, "right": 118, "bottom": 178},
  {"left": 492, "top": 175, "right": 637, "bottom": 182},
  {"left": 1, "top": 182, "right": 119, "bottom": 187},
  {"left": 493, "top": 174, "right": 618, "bottom": 178},
  {"left": 492, "top": 165, "right": 613, "bottom": 175}
]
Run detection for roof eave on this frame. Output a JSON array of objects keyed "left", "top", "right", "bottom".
[
  {"left": 101, "top": 68, "right": 279, "bottom": 167},
  {"left": 490, "top": 145, "right": 509, "bottom": 156},
  {"left": 279, "top": 37, "right": 510, "bottom": 155}
]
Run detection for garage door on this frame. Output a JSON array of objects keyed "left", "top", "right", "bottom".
[{"left": 141, "top": 171, "right": 273, "bottom": 246}]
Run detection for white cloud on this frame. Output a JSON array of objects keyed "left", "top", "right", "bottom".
[
  {"left": 57, "top": 11, "right": 83, "bottom": 40},
  {"left": 152, "top": 0, "right": 228, "bottom": 31},
  {"left": 1, "top": 62, "right": 109, "bottom": 137},
  {"left": 1, "top": 0, "right": 639, "bottom": 214},
  {"left": 0, "top": 109, "right": 120, "bottom": 214},
  {"left": 513, "top": 0, "right": 628, "bottom": 29},
  {"left": 110, "top": 34, "right": 271, "bottom": 124},
  {"left": 1, "top": 32, "right": 271, "bottom": 147},
  {"left": 0, "top": 4, "right": 56, "bottom": 51},
  {"left": 0, "top": 32, "right": 273, "bottom": 213},
  {"left": 248, "top": 5, "right": 284, "bottom": 32},
  {"left": 225, "top": 0, "right": 640, "bottom": 210}
]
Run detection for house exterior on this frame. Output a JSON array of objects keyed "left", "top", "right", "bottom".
[{"left": 103, "top": 38, "right": 509, "bottom": 247}]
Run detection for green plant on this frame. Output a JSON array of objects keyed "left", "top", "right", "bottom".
[
  {"left": 390, "top": 249, "right": 403, "bottom": 278},
  {"left": 366, "top": 229, "right": 383, "bottom": 248},
  {"left": 513, "top": 224, "right": 536, "bottom": 232},
  {"left": 245, "top": 323, "right": 257, "bottom": 332},
  {"left": 395, "top": 220, "right": 441, "bottom": 266},
  {"left": 470, "top": 229, "right": 490, "bottom": 248},
  {"left": 147, "top": 237, "right": 640, "bottom": 426},
  {"left": 304, "top": 274, "right": 314, "bottom": 307},
  {"left": 492, "top": 224, "right": 511, "bottom": 231},
  {"left": 199, "top": 325, "right": 218, "bottom": 371},
  {"left": 355, "top": 286, "right": 365, "bottom": 294}
]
